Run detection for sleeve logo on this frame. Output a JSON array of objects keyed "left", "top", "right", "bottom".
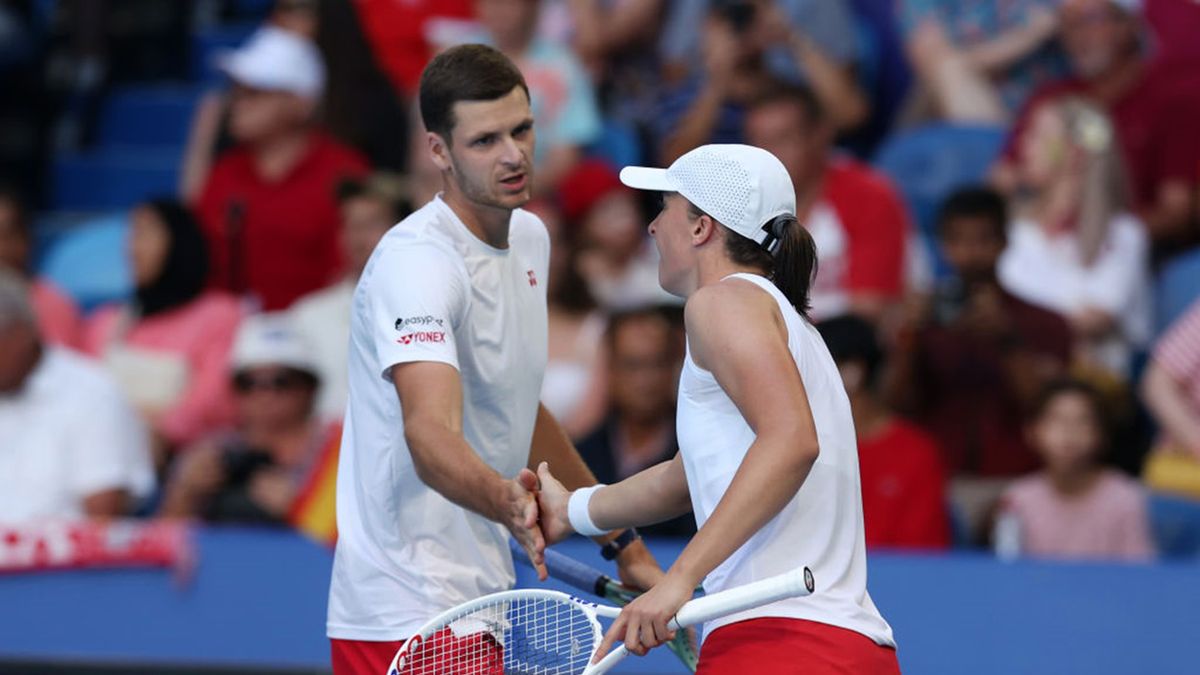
[
  {"left": 397, "top": 331, "right": 446, "bottom": 345},
  {"left": 394, "top": 315, "right": 444, "bottom": 331}
]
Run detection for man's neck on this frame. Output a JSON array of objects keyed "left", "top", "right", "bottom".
[
  {"left": 851, "top": 393, "right": 892, "bottom": 441},
  {"left": 251, "top": 128, "right": 313, "bottom": 183},
  {"left": 0, "top": 339, "right": 43, "bottom": 396},
  {"left": 442, "top": 187, "right": 512, "bottom": 249}
]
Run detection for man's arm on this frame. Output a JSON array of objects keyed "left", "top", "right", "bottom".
[
  {"left": 394, "top": 361, "right": 547, "bottom": 577},
  {"left": 528, "top": 403, "right": 668, "bottom": 589}
]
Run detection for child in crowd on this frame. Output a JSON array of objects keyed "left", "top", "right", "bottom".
[{"left": 996, "top": 378, "right": 1154, "bottom": 562}]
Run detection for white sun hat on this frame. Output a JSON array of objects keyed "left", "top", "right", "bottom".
[
  {"left": 216, "top": 26, "right": 326, "bottom": 99},
  {"left": 619, "top": 144, "right": 797, "bottom": 249}
]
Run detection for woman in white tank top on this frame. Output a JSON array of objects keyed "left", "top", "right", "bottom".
[{"left": 538, "top": 145, "right": 899, "bottom": 674}]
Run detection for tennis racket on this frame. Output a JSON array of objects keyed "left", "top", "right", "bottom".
[
  {"left": 384, "top": 561, "right": 815, "bottom": 675},
  {"left": 508, "top": 539, "right": 699, "bottom": 671}
]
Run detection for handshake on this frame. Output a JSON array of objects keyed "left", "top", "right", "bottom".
[{"left": 499, "top": 461, "right": 576, "bottom": 582}]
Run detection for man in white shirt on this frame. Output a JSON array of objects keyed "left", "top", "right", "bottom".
[
  {"left": 0, "top": 270, "right": 154, "bottom": 522},
  {"left": 326, "top": 44, "right": 661, "bottom": 675}
]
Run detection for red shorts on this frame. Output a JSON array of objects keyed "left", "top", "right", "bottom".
[
  {"left": 331, "top": 629, "right": 504, "bottom": 675},
  {"left": 696, "top": 618, "right": 901, "bottom": 674}
]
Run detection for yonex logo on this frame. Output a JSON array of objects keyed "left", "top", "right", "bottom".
[
  {"left": 527, "top": 270, "right": 538, "bottom": 287},
  {"left": 397, "top": 331, "right": 446, "bottom": 345}
]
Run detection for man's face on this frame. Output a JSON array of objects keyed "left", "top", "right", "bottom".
[
  {"left": 228, "top": 84, "right": 310, "bottom": 143},
  {"left": 647, "top": 194, "right": 699, "bottom": 298},
  {"left": 340, "top": 195, "right": 394, "bottom": 279},
  {"left": 940, "top": 216, "right": 1005, "bottom": 284},
  {"left": 609, "top": 315, "right": 678, "bottom": 424},
  {"left": 0, "top": 200, "right": 30, "bottom": 273},
  {"left": 433, "top": 86, "right": 536, "bottom": 212},
  {"left": 745, "top": 101, "right": 827, "bottom": 192},
  {"left": 1061, "top": 0, "right": 1137, "bottom": 79}
]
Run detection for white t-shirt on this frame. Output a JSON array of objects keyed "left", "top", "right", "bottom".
[
  {"left": 998, "top": 214, "right": 1152, "bottom": 374},
  {"left": 290, "top": 279, "right": 354, "bottom": 423},
  {"left": 676, "top": 273, "right": 895, "bottom": 646},
  {"left": 327, "top": 195, "right": 550, "bottom": 641},
  {"left": 0, "top": 347, "right": 154, "bottom": 522}
]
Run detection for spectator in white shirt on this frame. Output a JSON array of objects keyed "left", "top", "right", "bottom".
[
  {"left": 998, "top": 96, "right": 1151, "bottom": 379},
  {"left": 290, "top": 174, "right": 409, "bottom": 422},
  {"left": 0, "top": 270, "right": 154, "bottom": 522}
]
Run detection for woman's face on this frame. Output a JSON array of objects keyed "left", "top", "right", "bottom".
[
  {"left": 1031, "top": 392, "right": 1101, "bottom": 475},
  {"left": 129, "top": 206, "right": 171, "bottom": 288},
  {"left": 233, "top": 366, "right": 316, "bottom": 431},
  {"left": 1018, "top": 105, "right": 1069, "bottom": 190}
]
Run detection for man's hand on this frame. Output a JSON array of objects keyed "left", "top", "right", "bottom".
[
  {"left": 534, "top": 462, "right": 575, "bottom": 545},
  {"left": 497, "top": 468, "right": 548, "bottom": 580},
  {"left": 593, "top": 571, "right": 695, "bottom": 661}
]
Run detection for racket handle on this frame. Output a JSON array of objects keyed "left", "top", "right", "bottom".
[{"left": 670, "top": 566, "right": 815, "bottom": 629}]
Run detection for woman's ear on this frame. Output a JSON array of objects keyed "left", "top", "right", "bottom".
[{"left": 692, "top": 214, "right": 716, "bottom": 246}]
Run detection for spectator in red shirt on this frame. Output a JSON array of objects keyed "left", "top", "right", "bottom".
[
  {"left": 352, "top": 0, "right": 474, "bottom": 97},
  {"left": 889, "top": 187, "right": 1073, "bottom": 478},
  {"left": 818, "top": 314, "right": 950, "bottom": 550},
  {"left": 991, "top": 0, "right": 1200, "bottom": 252},
  {"left": 0, "top": 185, "right": 83, "bottom": 349},
  {"left": 745, "top": 85, "right": 914, "bottom": 323},
  {"left": 195, "top": 27, "right": 368, "bottom": 311}
]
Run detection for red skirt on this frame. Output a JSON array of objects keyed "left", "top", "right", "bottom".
[{"left": 696, "top": 617, "right": 901, "bottom": 674}]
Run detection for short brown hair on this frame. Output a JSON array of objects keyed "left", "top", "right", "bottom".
[{"left": 418, "top": 44, "right": 530, "bottom": 142}]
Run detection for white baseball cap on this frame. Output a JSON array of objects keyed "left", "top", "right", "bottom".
[
  {"left": 216, "top": 26, "right": 326, "bottom": 99},
  {"left": 619, "top": 144, "right": 797, "bottom": 248},
  {"left": 230, "top": 313, "right": 319, "bottom": 377}
]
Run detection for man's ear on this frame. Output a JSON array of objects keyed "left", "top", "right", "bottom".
[{"left": 427, "top": 131, "right": 452, "bottom": 172}]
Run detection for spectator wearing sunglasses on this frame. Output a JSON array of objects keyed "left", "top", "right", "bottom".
[{"left": 160, "top": 314, "right": 339, "bottom": 525}]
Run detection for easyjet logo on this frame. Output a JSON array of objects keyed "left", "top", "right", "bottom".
[{"left": 397, "top": 331, "right": 446, "bottom": 345}]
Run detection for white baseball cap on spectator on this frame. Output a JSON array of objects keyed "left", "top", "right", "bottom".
[
  {"left": 230, "top": 313, "right": 320, "bottom": 378},
  {"left": 216, "top": 26, "right": 326, "bottom": 99},
  {"left": 619, "top": 144, "right": 797, "bottom": 250}
]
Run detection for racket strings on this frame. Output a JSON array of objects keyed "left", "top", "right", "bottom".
[{"left": 396, "top": 597, "right": 598, "bottom": 675}]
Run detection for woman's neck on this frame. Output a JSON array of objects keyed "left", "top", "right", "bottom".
[
  {"left": 1046, "top": 464, "right": 1103, "bottom": 498},
  {"left": 252, "top": 129, "right": 313, "bottom": 183}
]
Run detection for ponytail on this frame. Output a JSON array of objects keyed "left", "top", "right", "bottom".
[
  {"left": 765, "top": 214, "right": 817, "bottom": 318},
  {"left": 688, "top": 200, "right": 818, "bottom": 317}
]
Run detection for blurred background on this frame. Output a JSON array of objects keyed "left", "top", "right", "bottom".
[{"left": 0, "top": 0, "right": 1198, "bottom": 673}]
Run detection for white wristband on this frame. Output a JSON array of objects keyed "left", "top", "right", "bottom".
[{"left": 567, "top": 484, "right": 608, "bottom": 536}]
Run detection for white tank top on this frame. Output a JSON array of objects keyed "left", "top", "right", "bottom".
[{"left": 676, "top": 273, "right": 895, "bottom": 646}]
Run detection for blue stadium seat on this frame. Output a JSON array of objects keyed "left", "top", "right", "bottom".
[
  {"left": 38, "top": 212, "right": 132, "bottom": 312},
  {"left": 1154, "top": 246, "right": 1200, "bottom": 335},
  {"left": 98, "top": 84, "right": 203, "bottom": 149},
  {"left": 585, "top": 120, "right": 642, "bottom": 171},
  {"left": 190, "top": 22, "right": 257, "bottom": 84},
  {"left": 874, "top": 124, "right": 1006, "bottom": 277},
  {"left": 1149, "top": 491, "right": 1200, "bottom": 559},
  {"left": 52, "top": 146, "right": 179, "bottom": 210}
]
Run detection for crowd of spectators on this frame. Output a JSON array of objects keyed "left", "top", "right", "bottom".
[{"left": 2, "top": 0, "right": 1199, "bottom": 565}]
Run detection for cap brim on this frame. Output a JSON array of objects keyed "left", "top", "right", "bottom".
[{"left": 619, "top": 166, "right": 675, "bottom": 193}]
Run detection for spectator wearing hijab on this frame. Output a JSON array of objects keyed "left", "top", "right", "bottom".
[{"left": 83, "top": 199, "right": 242, "bottom": 452}]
